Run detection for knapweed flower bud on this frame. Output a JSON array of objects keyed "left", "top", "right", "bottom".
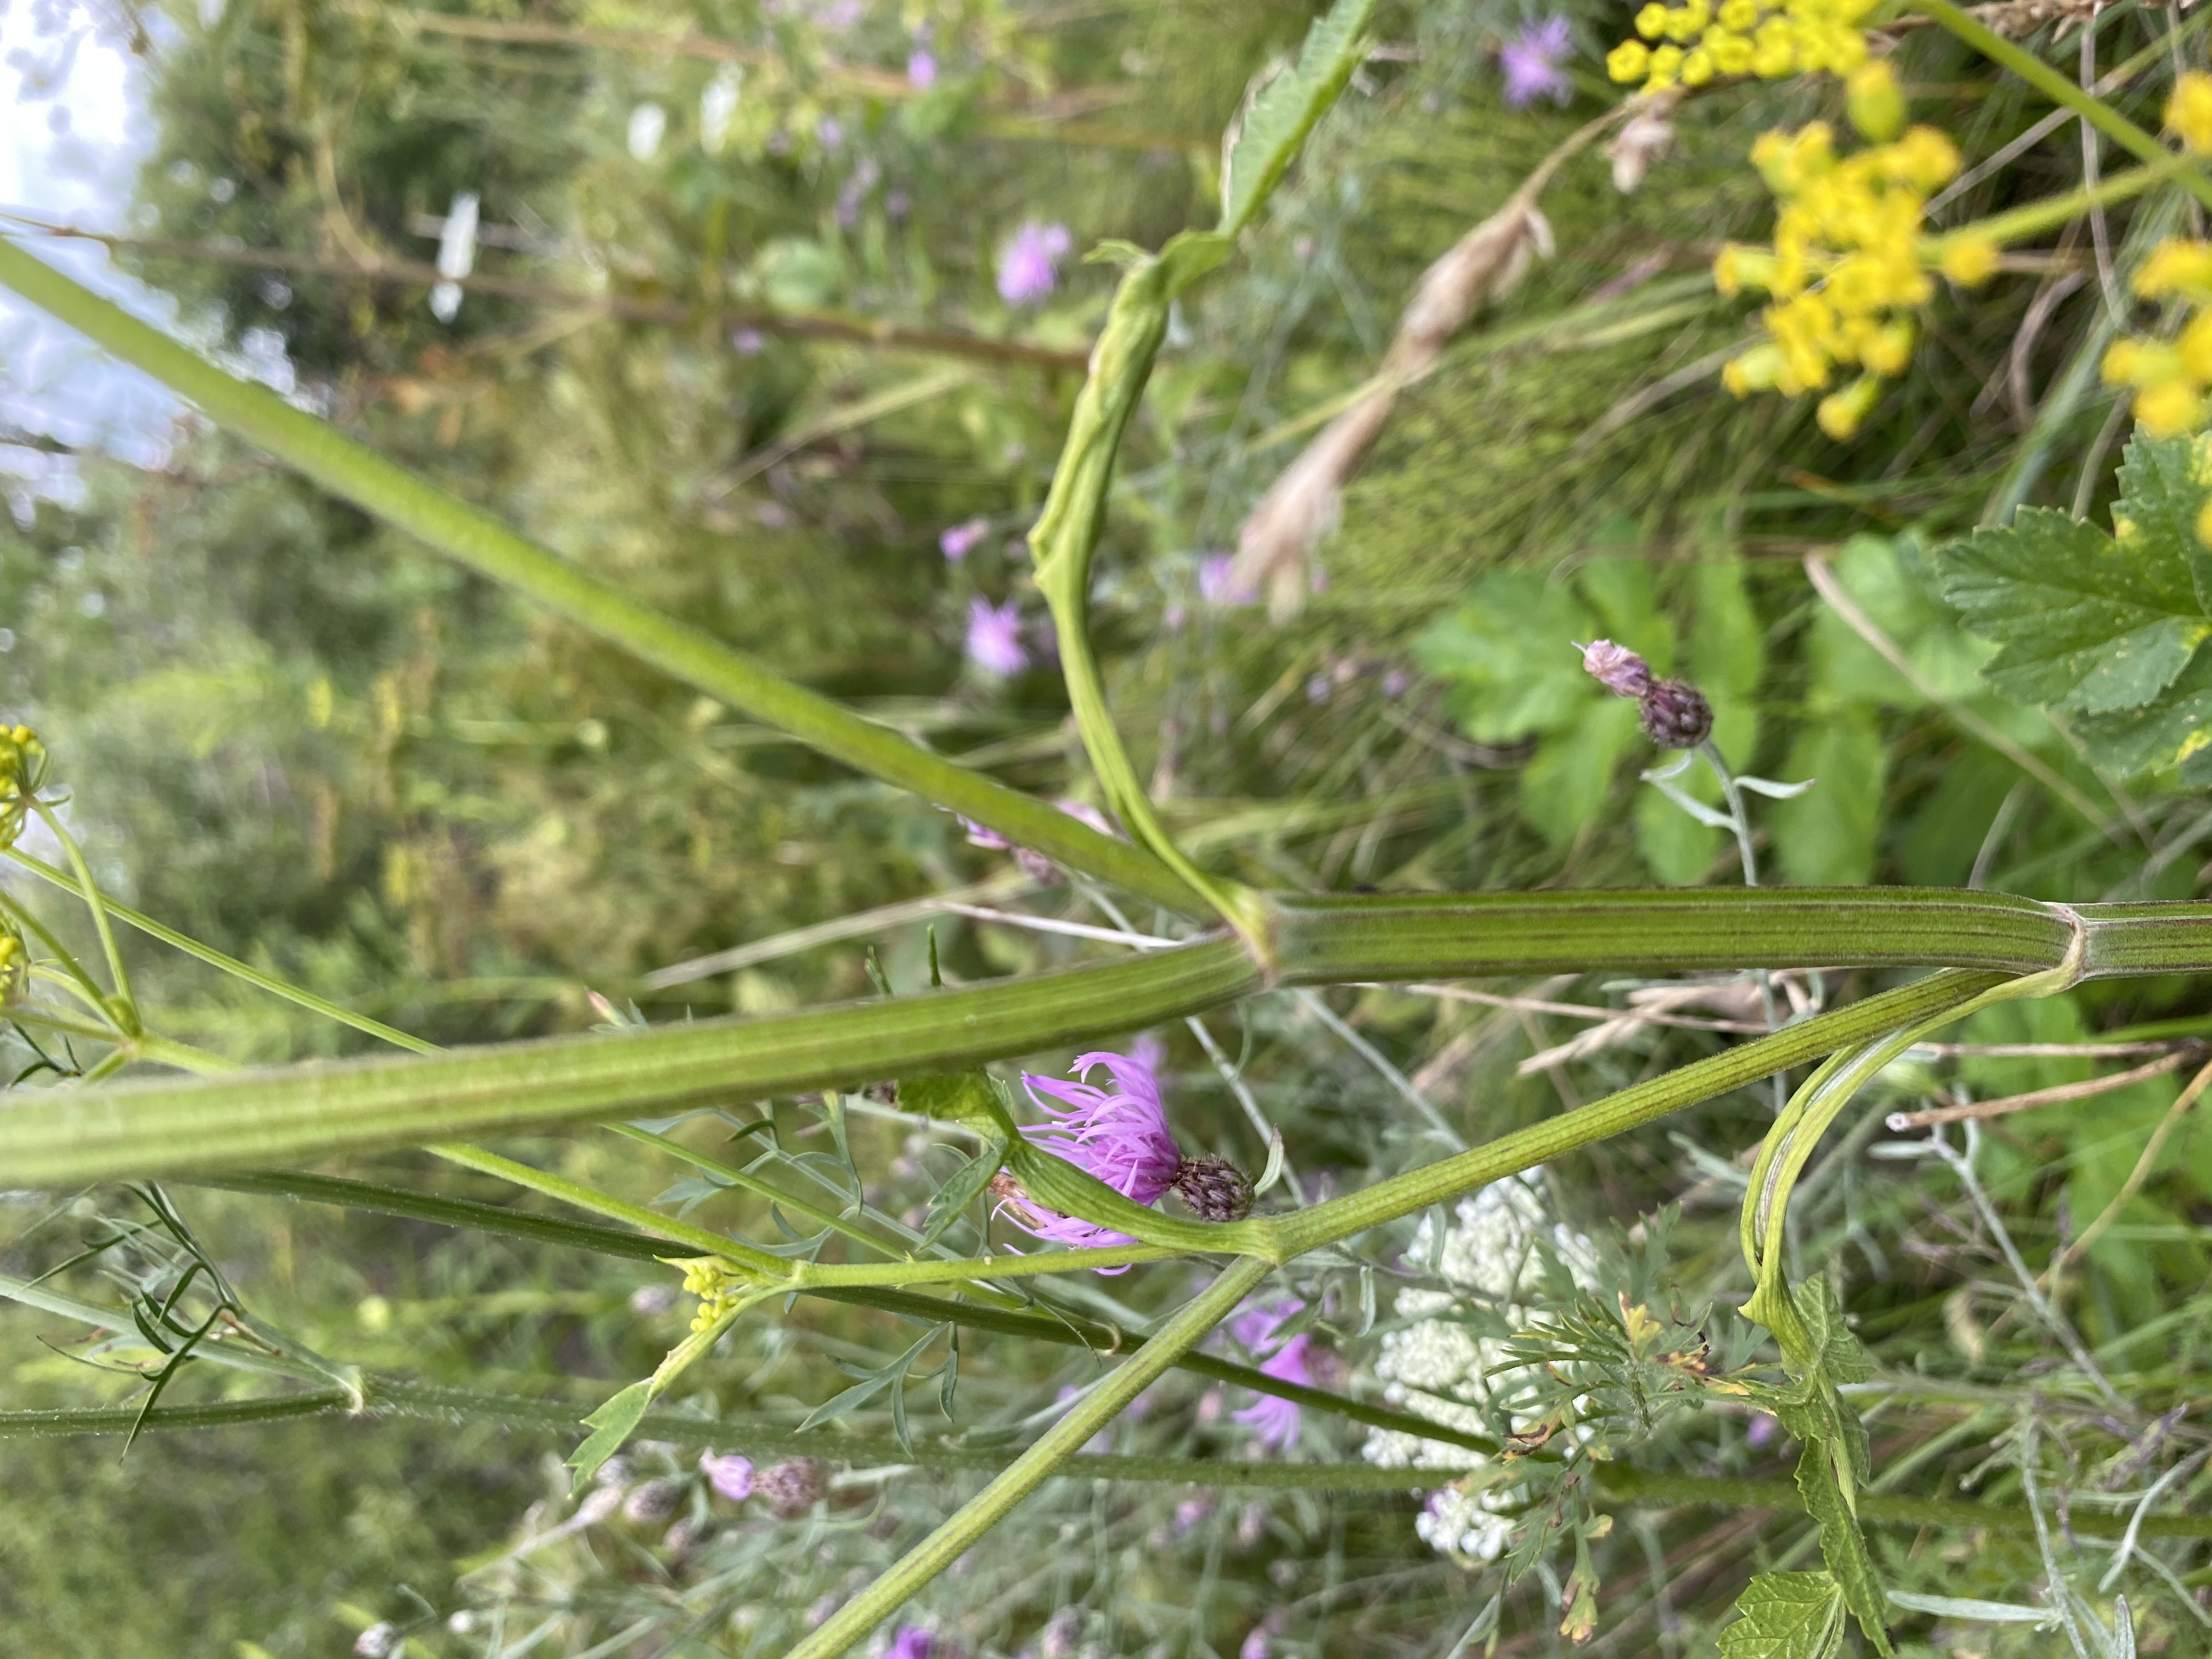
[
  {"left": 1170, "top": 1154, "right": 1255, "bottom": 1222},
  {"left": 1579, "top": 640, "right": 1654, "bottom": 698},
  {"left": 0, "top": 724, "right": 50, "bottom": 849},
  {"left": 622, "top": 1477, "right": 681, "bottom": 1523},
  {"left": 699, "top": 1451, "right": 754, "bottom": 1500},
  {"left": 577, "top": 1483, "right": 624, "bottom": 1525},
  {"left": 1638, "top": 679, "right": 1714, "bottom": 747},
  {"left": 759, "top": 1455, "right": 827, "bottom": 1518}
]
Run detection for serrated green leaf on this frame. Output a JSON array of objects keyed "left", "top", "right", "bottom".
[
  {"left": 2075, "top": 646, "right": 2212, "bottom": 781},
  {"left": 1523, "top": 697, "right": 1641, "bottom": 847},
  {"left": 566, "top": 1379, "right": 654, "bottom": 1492},
  {"left": 1797, "top": 1443, "right": 1895, "bottom": 1655},
  {"left": 2113, "top": 425, "right": 2212, "bottom": 612},
  {"left": 1718, "top": 1572, "right": 1848, "bottom": 1659},
  {"left": 1217, "top": 0, "right": 1379, "bottom": 237},
  {"left": 1937, "top": 498, "right": 2210, "bottom": 716},
  {"left": 1790, "top": 1276, "right": 1874, "bottom": 1386},
  {"left": 1417, "top": 573, "right": 1599, "bottom": 743}
]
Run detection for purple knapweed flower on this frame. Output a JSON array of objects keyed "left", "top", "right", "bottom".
[
  {"left": 888, "top": 1628, "right": 936, "bottom": 1659},
  {"left": 997, "top": 220, "right": 1073, "bottom": 306},
  {"left": 1007, "top": 1050, "right": 1183, "bottom": 1251},
  {"left": 698, "top": 1451, "right": 754, "bottom": 1500},
  {"left": 966, "top": 596, "right": 1030, "bottom": 677},
  {"left": 907, "top": 48, "right": 938, "bottom": 87},
  {"left": 1229, "top": 1299, "right": 1314, "bottom": 1453},
  {"left": 940, "top": 517, "right": 989, "bottom": 561},
  {"left": 1501, "top": 15, "right": 1574, "bottom": 107},
  {"left": 958, "top": 799, "right": 1117, "bottom": 884}
]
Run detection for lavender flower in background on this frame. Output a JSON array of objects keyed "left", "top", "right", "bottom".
[
  {"left": 732, "top": 327, "right": 765, "bottom": 354},
  {"left": 698, "top": 1450, "right": 754, "bottom": 1500},
  {"left": 1500, "top": 14, "right": 1573, "bottom": 107},
  {"left": 957, "top": 797, "right": 1115, "bottom": 883},
  {"left": 817, "top": 115, "right": 844, "bottom": 150},
  {"left": 939, "top": 517, "right": 989, "bottom": 561},
  {"left": 996, "top": 220, "right": 1073, "bottom": 305},
  {"left": 965, "top": 596, "right": 1030, "bottom": 676},
  {"left": 1197, "top": 552, "right": 1247, "bottom": 605},
  {"left": 1229, "top": 1299, "right": 1314, "bottom": 1452},
  {"left": 1007, "top": 1049, "right": 1184, "bottom": 1249},
  {"left": 907, "top": 48, "right": 938, "bottom": 87},
  {"left": 888, "top": 1627, "right": 937, "bottom": 1659},
  {"left": 1382, "top": 668, "right": 1410, "bottom": 697}
]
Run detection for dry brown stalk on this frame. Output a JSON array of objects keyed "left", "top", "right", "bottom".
[
  {"left": 1884, "top": 1046, "right": 2206, "bottom": 1129},
  {"left": 1229, "top": 96, "right": 1665, "bottom": 621}
]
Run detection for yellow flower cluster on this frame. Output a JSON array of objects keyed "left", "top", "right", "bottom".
[
  {"left": 679, "top": 1257, "right": 744, "bottom": 1335},
  {"left": 2101, "top": 240, "right": 2212, "bottom": 438},
  {"left": 2098, "top": 80, "right": 2212, "bottom": 439},
  {"left": 0, "top": 925, "right": 24, "bottom": 1008},
  {"left": 1605, "top": 0, "right": 1876, "bottom": 91},
  {"left": 1714, "top": 121, "right": 1984, "bottom": 439},
  {"left": 0, "top": 724, "right": 48, "bottom": 849}
]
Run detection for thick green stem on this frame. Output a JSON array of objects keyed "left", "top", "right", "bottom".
[
  {"left": 781, "top": 1254, "right": 1273, "bottom": 1659},
  {"left": 0, "top": 238, "right": 1204, "bottom": 918},
  {"left": 1917, "top": 0, "right": 2212, "bottom": 215},
  {"left": 7, "top": 890, "right": 2210, "bottom": 1186}
]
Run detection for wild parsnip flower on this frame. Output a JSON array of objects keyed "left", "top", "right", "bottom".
[
  {"left": 0, "top": 924, "right": 24, "bottom": 1008},
  {"left": 1500, "top": 15, "right": 1574, "bottom": 107},
  {"left": 998, "top": 1047, "right": 1254, "bottom": 1259},
  {"left": 1606, "top": 0, "right": 1875, "bottom": 92},
  {"left": 2166, "top": 70, "right": 2212, "bottom": 155},
  {"left": 2102, "top": 238, "right": 2212, "bottom": 439},
  {"left": 679, "top": 1257, "right": 743, "bottom": 1334},
  {"left": 0, "top": 723, "right": 50, "bottom": 848},
  {"left": 1715, "top": 120, "right": 1965, "bottom": 438}
]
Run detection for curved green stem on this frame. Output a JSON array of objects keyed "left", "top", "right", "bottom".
[
  {"left": 0, "top": 237, "right": 1205, "bottom": 919},
  {"left": 29, "top": 802, "right": 134, "bottom": 1030}
]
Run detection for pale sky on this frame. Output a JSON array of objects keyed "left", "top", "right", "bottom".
[{"left": 2, "top": 0, "right": 185, "bottom": 489}]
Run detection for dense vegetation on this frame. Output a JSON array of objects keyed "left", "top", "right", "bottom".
[{"left": 3, "top": 0, "right": 2211, "bottom": 1654}]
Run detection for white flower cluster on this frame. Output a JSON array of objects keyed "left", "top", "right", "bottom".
[{"left": 1361, "top": 1170, "right": 1593, "bottom": 1564}]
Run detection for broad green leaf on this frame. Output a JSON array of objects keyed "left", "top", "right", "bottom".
[
  {"left": 1797, "top": 1443, "right": 1896, "bottom": 1655},
  {"left": 1811, "top": 535, "right": 1993, "bottom": 710},
  {"left": 1937, "top": 437, "right": 2212, "bottom": 715},
  {"left": 2114, "top": 424, "right": 2212, "bottom": 612},
  {"left": 566, "top": 1380, "right": 654, "bottom": 1492},
  {"left": 2075, "top": 646, "right": 2212, "bottom": 783},
  {"left": 1692, "top": 553, "right": 1764, "bottom": 702},
  {"left": 1770, "top": 714, "right": 1886, "bottom": 884},
  {"left": 1718, "top": 1572, "right": 1848, "bottom": 1659},
  {"left": 1578, "top": 558, "right": 1675, "bottom": 674},
  {"left": 1217, "top": 0, "right": 1380, "bottom": 237},
  {"left": 1635, "top": 775, "right": 1723, "bottom": 883},
  {"left": 1523, "top": 697, "right": 1641, "bottom": 847},
  {"left": 1790, "top": 1276, "right": 1874, "bottom": 1386},
  {"left": 1417, "top": 573, "right": 1598, "bottom": 743}
]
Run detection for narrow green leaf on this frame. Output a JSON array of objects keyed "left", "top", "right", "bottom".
[
  {"left": 1217, "top": 0, "right": 1381, "bottom": 236},
  {"left": 1796, "top": 1443, "right": 1897, "bottom": 1655},
  {"left": 566, "top": 1379, "right": 655, "bottom": 1492},
  {"left": 919, "top": 1141, "right": 1010, "bottom": 1249},
  {"left": 1717, "top": 1572, "right": 1847, "bottom": 1659}
]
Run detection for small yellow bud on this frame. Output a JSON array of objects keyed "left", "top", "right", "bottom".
[
  {"left": 2166, "top": 70, "right": 2212, "bottom": 155},
  {"left": 2135, "top": 379, "right": 2205, "bottom": 439},
  {"left": 1723, "top": 342, "right": 1787, "bottom": 394},
  {"left": 1648, "top": 43, "right": 1685, "bottom": 82},
  {"left": 1607, "top": 38, "right": 1654, "bottom": 82},
  {"left": 1635, "top": 2, "right": 1671, "bottom": 37},
  {"left": 1718, "top": 0, "right": 1759, "bottom": 29},
  {"left": 2196, "top": 498, "right": 2212, "bottom": 550},
  {"left": 2133, "top": 238, "right": 2212, "bottom": 300},
  {"left": 1894, "top": 125, "right": 1961, "bottom": 190},
  {"left": 1938, "top": 236, "right": 1997, "bottom": 287},
  {"left": 2102, "top": 338, "right": 2143, "bottom": 386},
  {"left": 1846, "top": 59, "right": 1904, "bottom": 142},
  {"left": 0, "top": 927, "right": 24, "bottom": 1008},
  {"left": 1816, "top": 375, "right": 1882, "bottom": 440},
  {"left": 2181, "top": 313, "right": 2212, "bottom": 383},
  {"left": 1680, "top": 46, "right": 1717, "bottom": 84},
  {"left": 1860, "top": 319, "right": 1916, "bottom": 379},
  {"left": 0, "top": 724, "right": 49, "bottom": 849},
  {"left": 1752, "top": 18, "right": 1798, "bottom": 76},
  {"left": 1709, "top": 30, "right": 1754, "bottom": 73}
]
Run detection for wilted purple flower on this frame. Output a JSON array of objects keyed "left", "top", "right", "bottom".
[
  {"left": 1578, "top": 638, "right": 1652, "bottom": 697},
  {"left": 1231, "top": 1299, "right": 1314, "bottom": 1452},
  {"left": 1007, "top": 1050, "right": 1183, "bottom": 1251},
  {"left": 1240, "top": 1611, "right": 1289, "bottom": 1659},
  {"left": 698, "top": 1451, "right": 755, "bottom": 1501},
  {"left": 1501, "top": 15, "right": 1574, "bottom": 106},
  {"left": 623, "top": 1477, "right": 680, "bottom": 1522},
  {"left": 940, "top": 517, "right": 989, "bottom": 561},
  {"left": 1057, "top": 797, "right": 1113, "bottom": 837},
  {"left": 1198, "top": 552, "right": 1248, "bottom": 605},
  {"left": 1173, "top": 1495, "right": 1216, "bottom": 1535},
  {"left": 966, "top": 596, "right": 1031, "bottom": 676},
  {"left": 907, "top": 49, "right": 938, "bottom": 87},
  {"left": 958, "top": 798, "right": 1114, "bottom": 884},
  {"left": 997, "top": 220, "right": 1073, "bottom": 306}
]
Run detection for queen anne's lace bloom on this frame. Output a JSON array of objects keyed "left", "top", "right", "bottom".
[{"left": 1361, "top": 1172, "right": 1595, "bottom": 1564}]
